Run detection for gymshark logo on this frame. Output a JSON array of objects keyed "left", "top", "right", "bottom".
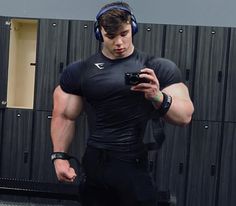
[{"left": 94, "top": 63, "right": 105, "bottom": 70}]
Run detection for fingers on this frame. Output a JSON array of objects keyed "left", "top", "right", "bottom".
[
  {"left": 54, "top": 159, "right": 77, "bottom": 182},
  {"left": 140, "top": 68, "right": 158, "bottom": 84},
  {"left": 59, "top": 167, "right": 77, "bottom": 182}
]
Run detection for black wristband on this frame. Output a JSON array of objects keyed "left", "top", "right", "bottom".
[
  {"left": 51, "top": 152, "right": 71, "bottom": 162},
  {"left": 158, "top": 92, "right": 172, "bottom": 116}
]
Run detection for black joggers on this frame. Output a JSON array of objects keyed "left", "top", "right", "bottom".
[{"left": 80, "top": 146, "right": 157, "bottom": 206}]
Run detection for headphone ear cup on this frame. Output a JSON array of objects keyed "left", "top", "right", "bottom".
[
  {"left": 131, "top": 15, "right": 138, "bottom": 35},
  {"left": 94, "top": 21, "right": 103, "bottom": 41}
]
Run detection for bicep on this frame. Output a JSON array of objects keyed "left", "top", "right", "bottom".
[{"left": 53, "top": 86, "right": 83, "bottom": 120}]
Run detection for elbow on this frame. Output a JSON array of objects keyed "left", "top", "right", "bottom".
[{"left": 178, "top": 106, "right": 194, "bottom": 126}]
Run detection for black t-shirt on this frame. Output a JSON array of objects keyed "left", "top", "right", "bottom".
[{"left": 60, "top": 49, "right": 182, "bottom": 155}]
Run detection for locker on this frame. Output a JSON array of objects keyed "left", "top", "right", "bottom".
[
  {"left": 34, "top": 19, "right": 69, "bottom": 111},
  {"left": 155, "top": 123, "right": 190, "bottom": 206},
  {"left": 6, "top": 18, "right": 38, "bottom": 109},
  {"left": 0, "top": 17, "right": 10, "bottom": 109},
  {"left": 67, "top": 20, "right": 100, "bottom": 63},
  {"left": 133, "top": 23, "right": 164, "bottom": 57},
  {"left": 31, "top": 111, "right": 57, "bottom": 182},
  {"left": 0, "top": 109, "right": 33, "bottom": 179},
  {"left": 193, "top": 27, "right": 229, "bottom": 121},
  {"left": 186, "top": 121, "right": 221, "bottom": 206},
  {"left": 164, "top": 25, "right": 197, "bottom": 92},
  {"left": 224, "top": 28, "right": 236, "bottom": 122},
  {"left": 218, "top": 122, "right": 236, "bottom": 206}
]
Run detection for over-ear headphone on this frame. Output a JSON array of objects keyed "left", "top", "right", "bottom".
[{"left": 94, "top": 5, "right": 138, "bottom": 41}]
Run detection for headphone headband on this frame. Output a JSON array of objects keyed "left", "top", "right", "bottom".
[{"left": 96, "top": 5, "right": 133, "bottom": 20}]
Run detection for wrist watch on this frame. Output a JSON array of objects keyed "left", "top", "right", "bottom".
[
  {"left": 51, "top": 152, "right": 71, "bottom": 162},
  {"left": 158, "top": 92, "right": 172, "bottom": 116}
]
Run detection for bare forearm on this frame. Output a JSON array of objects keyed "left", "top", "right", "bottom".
[
  {"left": 164, "top": 97, "right": 194, "bottom": 126},
  {"left": 51, "top": 116, "right": 76, "bottom": 152}
]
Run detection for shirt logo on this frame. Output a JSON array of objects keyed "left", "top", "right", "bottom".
[{"left": 94, "top": 63, "right": 105, "bottom": 70}]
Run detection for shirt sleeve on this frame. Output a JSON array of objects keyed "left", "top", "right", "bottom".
[
  {"left": 60, "top": 61, "right": 84, "bottom": 96},
  {"left": 147, "top": 57, "right": 183, "bottom": 89}
]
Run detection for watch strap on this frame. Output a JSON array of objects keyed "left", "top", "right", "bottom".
[
  {"left": 51, "top": 152, "right": 71, "bottom": 162},
  {"left": 158, "top": 92, "right": 172, "bottom": 116}
]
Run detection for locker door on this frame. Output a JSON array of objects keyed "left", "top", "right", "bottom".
[
  {"left": 155, "top": 123, "right": 190, "bottom": 206},
  {"left": 133, "top": 23, "right": 164, "bottom": 57},
  {"left": 164, "top": 25, "right": 197, "bottom": 92},
  {"left": 34, "top": 19, "right": 69, "bottom": 111},
  {"left": 186, "top": 121, "right": 221, "bottom": 206},
  {"left": 67, "top": 20, "right": 100, "bottom": 63},
  {"left": 31, "top": 111, "right": 57, "bottom": 183},
  {"left": 224, "top": 28, "right": 236, "bottom": 122},
  {"left": 193, "top": 27, "right": 229, "bottom": 121},
  {"left": 0, "top": 109, "right": 33, "bottom": 179},
  {"left": 218, "top": 122, "right": 236, "bottom": 206},
  {"left": 0, "top": 17, "right": 10, "bottom": 108}
]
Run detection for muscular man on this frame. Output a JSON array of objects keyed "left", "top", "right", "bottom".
[{"left": 51, "top": 1, "right": 194, "bottom": 206}]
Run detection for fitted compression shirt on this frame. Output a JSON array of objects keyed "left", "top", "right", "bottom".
[{"left": 60, "top": 49, "right": 182, "bottom": 155}]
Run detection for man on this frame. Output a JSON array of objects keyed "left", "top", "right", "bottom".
[{"left": 50, "top": 1, "right": 194, "bottom": 206}]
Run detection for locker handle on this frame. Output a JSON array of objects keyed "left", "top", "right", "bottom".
[
  {"left": 178, "top": 163, "right": 184, "bottom": 174},
  {"left": 24, "top": 152, "right": 28, "bottom": 163},
  {"left": 30, "top": 63, "right": 36, "bottom": 66},
  {"left": 218, "top": 71, "right": 222, "bottom": 82},
  {"left": 59, "top": 62, "right": 64, "bottom": 73},
  {"left": 211, "top": 165, "right": 216, "bottom": 176},
  {"left": 185, "top": 69, "right": 190, "bottom": 81}
]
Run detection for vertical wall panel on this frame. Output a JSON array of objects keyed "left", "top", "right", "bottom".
[
  {"left": 133, "top": 23, "right": 164, "bottom": 57},
  {"left": 193, "top": 27, "right": 229, "bottom": 121},
  {"left": 164, "top": 25, "right": 197, "bottom": 92},
  {"left": 224, "top": 28, "right": 236, "bottom": 122},
  {"left": 218, "top": 123, "right": 236, "bottom": 206},
  {"left": 34, "top": 19, "right": 69, "bottom": 111},
  {"left": 186, "top": 121, "right": 221, "bottom": 206},
  {"left": 0, "top": 109, "right": 33, "bottom": 179},
  {"left": 67, "top": 20, "right": 100, "bottom": 63},
  {"left": 0, "top": 17, "right": 10, "bottom": 108},
  {"left": 155, "top": 123, "right": 190, "bottom": 206}
]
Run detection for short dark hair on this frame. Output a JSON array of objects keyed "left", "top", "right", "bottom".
[{"left": 97, "top": 1, "right": 132, "bottom": 36}]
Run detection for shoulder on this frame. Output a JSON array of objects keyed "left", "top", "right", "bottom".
[{"left": 148, "top": 57, "right": 182, "bottom": 88}]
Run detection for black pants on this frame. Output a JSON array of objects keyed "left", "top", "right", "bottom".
[{"left": 80, "top": 146, "right": 157, "bottom": 206}]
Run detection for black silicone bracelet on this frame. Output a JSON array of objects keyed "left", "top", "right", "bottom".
[
  {"left": 51, "top": 152, "right": 71, "bottom": 162},
  {"left": 158, "top": 92, "right": 172, "bottom": 116}
]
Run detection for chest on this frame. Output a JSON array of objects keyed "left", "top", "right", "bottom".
[{"left": 82, "top": 60, "right": 146, "bottom": 100}]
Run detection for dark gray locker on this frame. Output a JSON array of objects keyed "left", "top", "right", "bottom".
[
  {"left": 224, "top": 28, "right": 236, "bottom": 122},
  {"left": 31, "top": 111, "right": 57, "bottom": 182},
  {"left": 34, "top": 19, "right": 69, "bottom": 111},
  {"left": 193, "top": 27, "right": 229, "bottom": 121},
  {"left": 155, "top": 123, "right": 190, "bottom": 206},
  {"left": 133, "top": 23, "right": 164, "bottom": 57},
  {"left": 0, "top": 110, "right": 3, "bottom": 150},
  {"left": 67, "top": 20, "right": 100, "bottom": 63},
  {"left": 0, "top": 17, "right": 10, "bottom": 109},
  {"left": 218, "top": 122, "right": 236, "bottom": 206},
  {"left": 186, "top": 121, "right": 221, "bottom": 206},
  {"left": 0, "top": 109, "right": 33, "bottom": 179},
  {"left": 164, "top": 25, "right": 197, "bottom": 91}
]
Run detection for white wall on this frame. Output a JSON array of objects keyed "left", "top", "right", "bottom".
[{"left": 0, "top": 0, "right": 235, "bottom": 27}]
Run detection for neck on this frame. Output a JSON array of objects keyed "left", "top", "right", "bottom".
[{"left": 102, "top": 44, "right": 134, "bottom": 60}]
